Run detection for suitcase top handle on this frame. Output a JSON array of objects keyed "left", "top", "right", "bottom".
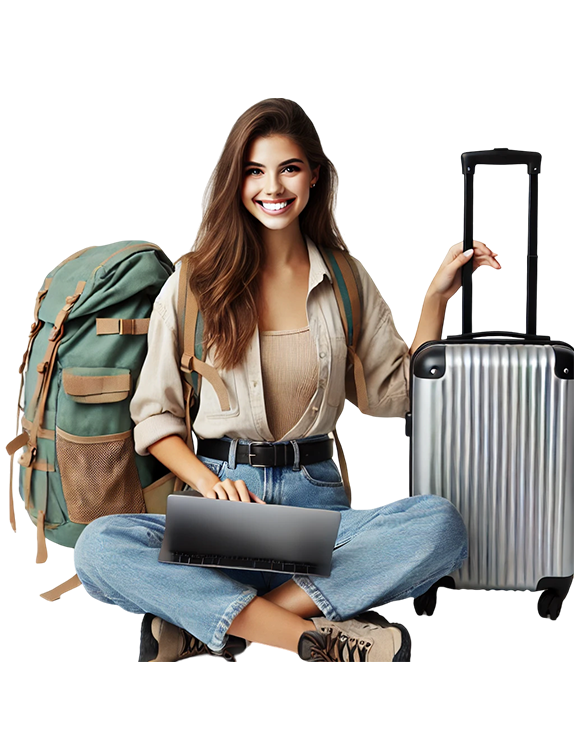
[
  {"left": 460, "top": 148, "right": 541, "bottom": 336},
  {"left": 462, "top": 148, "right": 541, "bottom": 176}
]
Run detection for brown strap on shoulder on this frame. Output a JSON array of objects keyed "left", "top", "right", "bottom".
[
  {"left": 40, "top": 574, "right": 82, "bottom": 601},
  {"left": 189, "top": 358, "right": 230, "bottom": 412},
  {"left": 320, "top": 248, "right": 370, "bottom": 414},
  {"left": 330, "top": 251, "right": 363, "bottom": 350},
  {"left": 177, "top": 257, "right": 195, "bottom": 452},
  {"left": 177, "top": 258, "right": 232, "bottom": 418}
]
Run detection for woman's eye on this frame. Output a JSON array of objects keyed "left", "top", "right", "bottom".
[
  {"left": 245, "top": 168, "right": 262, "bottom": 176},
  {"left": 282, "top": 165, "right": 300, "bottom": 173}
]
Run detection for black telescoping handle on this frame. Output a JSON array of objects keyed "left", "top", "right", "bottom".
[
  {"left": 462, "top": 148, "right": 541, "bottom": 175},
  {"left": 461, "top": 148, "right": 541, "bottom": 335}
]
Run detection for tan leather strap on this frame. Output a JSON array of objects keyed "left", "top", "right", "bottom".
[
  {"left": 95, "top": 242, "right": 163, "bottom": 273},
  {"left": 50, "top": 281, "right": 86, "bottom": 339},
  {"left": 177, "top": 255, "right": 192, "bottom": 355},
  {"left": 177, "top": 256, "right": 195, "bottom": 450},
  {"left": 96, "top": 318, "right": 150, "bottom": 335},
  {"left": 320, "top": 248, "right": 369, "bottom": 414},
  {"left": 20, "top": 417, "right": 54, "bottom": 441},
  {"left": 23, "top": 280, "right": 86, "bottom": 515},
  {"left": 62, "top": 371, "right": 131, "bottom": 398},
  {"left": 177, "top": 260, "right": 231, "bottom": 413},
  {"left": 182, "top": 379, "right": 194, "bottom": 452},
  {"left": 178, "top": 256, "right": 198, "bottom": 389},
  {"left": 6, "top": 432, "right": 28, "bottom": 456},
  {"left": 36, "top": 510, "right": 47, "bottom": 563},
  {"left": 17, "top": 458, "right": 54, "bottom": 472},
  {"left": 40, "top": 573, "right": 82, "bottom": 601},
  {"left": 19, "top": 280, "right": 52, "bottom": 375},
  {"left": 347, "top": 347, "right": 369, "bottom": 415},
  {"left": 188, "top": 357, "right": 230, "bottom": 412},
  {"left": 333, "top": 429, "right": 351, "bottom": 503}
]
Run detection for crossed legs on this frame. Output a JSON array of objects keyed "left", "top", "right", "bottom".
[{"left": 227, "top": 580, "right": 321, "bottom": 652}]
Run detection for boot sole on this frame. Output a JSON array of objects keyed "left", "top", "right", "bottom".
[
  {"left": 354, "top": 610, "right": 412, "bottom": 662},
  {"left": 139, "top": 613, "right": 159, "bottom": 662}
]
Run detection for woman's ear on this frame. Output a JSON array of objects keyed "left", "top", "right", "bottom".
[{"left": 311, "top": 164, "right": 320, "bottom": 187}]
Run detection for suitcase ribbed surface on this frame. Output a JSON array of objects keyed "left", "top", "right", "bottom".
[{"left": 412, "top": 344, "right": 574, "bottom": 591}]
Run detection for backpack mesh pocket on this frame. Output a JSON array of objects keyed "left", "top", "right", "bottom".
[{"left": 56, "top": 427, "right": 145, "bottom": 524}]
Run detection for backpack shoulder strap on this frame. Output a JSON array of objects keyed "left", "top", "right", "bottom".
[
  {"left": 176, "top": 257, "right": 231, "bottom": 435},
  {"left": 318, "top": 247, "right": 369, "bottom": 413}
]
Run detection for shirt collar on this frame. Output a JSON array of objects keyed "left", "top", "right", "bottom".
[{"left": 305, "top": 235, "right": 332, "bottom": 292}]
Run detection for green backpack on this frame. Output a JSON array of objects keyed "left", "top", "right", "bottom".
[{"left": 6, "top": 241, "right": 175, "bottom": 594}]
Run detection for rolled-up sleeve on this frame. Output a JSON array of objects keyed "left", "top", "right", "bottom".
[
  {"left": 346, "top": 257, "right": 410, "bottom": 418},
  {"left": 130, "top": 272, "right": 188, "bottom": 455}
]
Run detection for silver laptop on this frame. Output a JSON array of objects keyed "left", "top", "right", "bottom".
[{"left": 158, "top": 490, "right": 341, "bottom": 577}]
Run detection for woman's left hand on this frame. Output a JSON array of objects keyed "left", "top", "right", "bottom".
[{"left": 428, "top": 240, "right": 501, "bottom": 301}]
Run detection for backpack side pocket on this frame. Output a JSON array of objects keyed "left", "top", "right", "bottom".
[{"left": 56, "top": 367, "right": 145, "bottom": 524}]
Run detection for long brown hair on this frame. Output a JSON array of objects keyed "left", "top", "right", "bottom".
[{"left": 186, "top": 98, "right": 348, "bottom": 370}]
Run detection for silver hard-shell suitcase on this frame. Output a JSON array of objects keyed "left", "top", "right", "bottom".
[{"left": 408, "top": 149, "right": 574, "bottom": 619}]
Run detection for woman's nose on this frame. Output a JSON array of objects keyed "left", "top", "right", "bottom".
[{"left": 264, "top": 173, "right": 283, "bottom": 195}]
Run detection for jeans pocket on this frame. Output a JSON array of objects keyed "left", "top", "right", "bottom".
[
  {"left": 300, "top": 459, "right": 343, "bottom": 487},
  {"left": 198, "top": 457, "right": 227, "bottom": 480}
]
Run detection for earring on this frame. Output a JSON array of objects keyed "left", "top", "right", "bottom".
[{"left": 311, "top": 183, "right": 316, "bottom": 188}]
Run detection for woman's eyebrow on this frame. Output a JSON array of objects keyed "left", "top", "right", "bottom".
[{"left": 244, "top": 158, "right": 305, "bottom": 168}]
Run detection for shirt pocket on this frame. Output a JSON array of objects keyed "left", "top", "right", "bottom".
[{"left": 202, "top": 369, "right": 241, "bottom": 420}]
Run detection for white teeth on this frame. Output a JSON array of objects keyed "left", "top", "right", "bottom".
[{"left": 261, "top": 201, "right": 289, "bottom": 211}]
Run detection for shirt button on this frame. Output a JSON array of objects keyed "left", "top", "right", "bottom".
[
  {"left": 319, "top": 352, "right": 326, "bottom": 358},
  {"left": 252, "top": 381, "right": 258, "bottom": 388}
]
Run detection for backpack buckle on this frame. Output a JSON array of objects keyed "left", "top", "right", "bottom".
[
  {"left": 119, "top": 319, "right": 134, "bottom": 335},
  {"left": 180, "top": 353, "right": 194, "bottom": 374}
]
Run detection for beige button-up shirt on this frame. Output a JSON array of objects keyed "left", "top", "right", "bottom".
[{"left": 131, "top": 237, "right": 411, "bottom": 455}]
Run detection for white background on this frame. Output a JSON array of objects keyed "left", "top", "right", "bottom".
[{"left": 2, "top": 1, "right": 573, "bottom": 747}]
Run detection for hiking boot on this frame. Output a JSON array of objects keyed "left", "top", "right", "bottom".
[
  {"left": 298, "top": 610, "right": 411, "bottom": 662},
  {"left": 138, "top": 613, "right": 249, "bottom": 662}
]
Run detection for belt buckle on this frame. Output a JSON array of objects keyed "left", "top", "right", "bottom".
[{"left": 248, "top": 441, "right": 274, "bottom": 467}]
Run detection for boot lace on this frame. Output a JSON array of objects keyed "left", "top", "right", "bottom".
[{"left": 310, "top": 627, "right": 371, "bottom": 662}]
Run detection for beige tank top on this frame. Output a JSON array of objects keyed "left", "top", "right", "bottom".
[{"left": 259, "top": 326, "right": 318, "bottom": 440}]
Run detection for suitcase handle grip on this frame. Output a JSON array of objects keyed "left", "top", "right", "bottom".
[
  {"left": 462, "top": 148, "right": 542, "bottom": 175},
  {"left": 447, "top": 330, "right": 551, "bottom": 342}
]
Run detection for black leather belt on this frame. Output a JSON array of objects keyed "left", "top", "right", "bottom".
[{"left": 197, "top": 438, "right": 333, "bottom": 468}]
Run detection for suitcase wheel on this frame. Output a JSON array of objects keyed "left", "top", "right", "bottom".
[
  {"left": 414, "top": 589, "right": 437, "bottom": 616},
  {"left": 413, "top": 576, "right": 456, "bottom": 616},
  {"left": 536, "top": 576, "right": 572, "bottom": 620},
  {"left": 537, "top": 590, "right": 564, "bottom": 621}
]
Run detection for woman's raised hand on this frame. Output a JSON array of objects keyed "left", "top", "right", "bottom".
[{"left": 428, "top": 241, "right": 501, "bottom": 301}]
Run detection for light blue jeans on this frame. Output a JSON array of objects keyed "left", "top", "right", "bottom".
[{"left": 74, "top": 436, "right": 468, "bottom": 652}]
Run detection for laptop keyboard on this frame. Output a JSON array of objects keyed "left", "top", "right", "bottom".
[{"left": 169, "top": 551, "right": 317, "bottom": 575}]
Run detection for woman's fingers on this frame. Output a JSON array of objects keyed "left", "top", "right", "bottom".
[
  {"left": 234, "top": 479, "right": 253, "bottom": 503},
  {"left": 448, "top": 240, "right": 500, "bottom": 269},
  {"left": 249, "top": 491, "right": 266, "bottom": 504},
  {"left": 210, "top": 479, "right": 263, "bottom": 503}
]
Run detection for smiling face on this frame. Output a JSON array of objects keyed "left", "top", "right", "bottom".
[{"left": 241, "top": 134, "right": 320, "bottom": 233}]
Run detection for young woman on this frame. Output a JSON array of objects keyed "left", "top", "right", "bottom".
[{"left": 74, "top": 98, "right": 500, "bottom": 662}]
